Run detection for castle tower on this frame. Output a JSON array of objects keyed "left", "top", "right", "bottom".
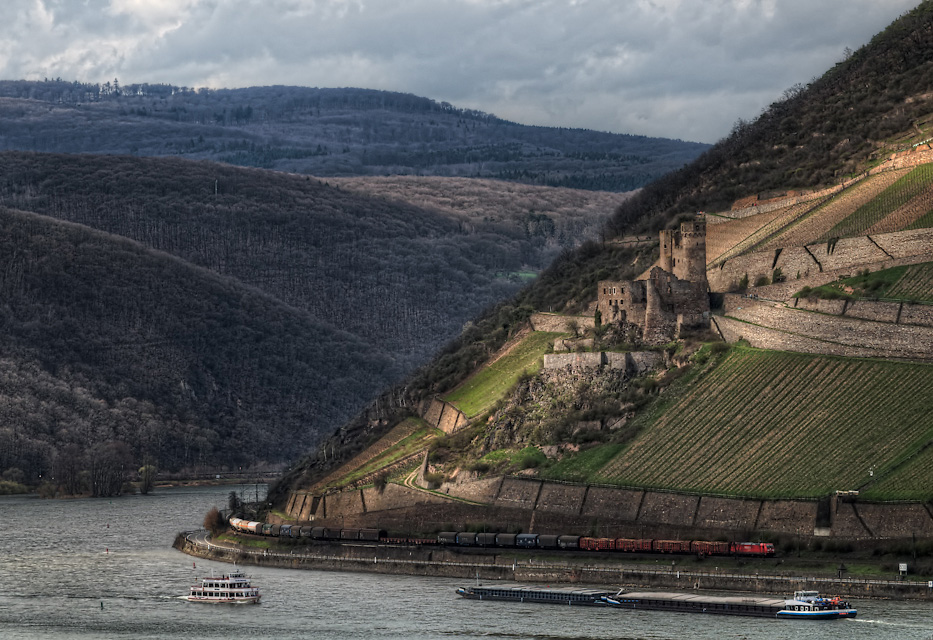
[{"left": 673, "top": 216, "right": 707, "bottom": 288}]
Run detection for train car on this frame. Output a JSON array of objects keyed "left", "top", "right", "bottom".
[
  {"left": 495, "top": 533, "right": 517, "bottom": 547},
  {"left": 579, "top": 537, "right": 613, "bottom": 551},
  {"left": 653, "top": 539, "right": 693, "bottom": 554},
  {"left": 340, "top": 528, "right": 360, "bottom": 541},
  {"left": 731, "top": 542, "right": 775, "bottom": 556},
  {"left": 476, "top": 532, "right": 498, "bottom": 547},
  {"left": 228, "top": 517, "right": 243, "bottom": 531},
  {"left": 269, "top": 524, "right": 281, "bottom": 536},
  {"left": 537, "top": 534, "right": 559, "bottom": 549},
  {"left": 279, "top": 524, "right": 292, "bottom": 537},
  {"left": 289, "top": 525, "right": 302, "bottom": 538},
  {"left": 691, "top": 541, "right": 730, "bottom": 556},
  {"left": 246, "top": 521, "right": 262, "bottom": 534},
  {"left": 557, "top": 535, "right": 580, "bottom": 550},
  {"left": 457, "top": 532, "right": 477, "bottom": 546},
  {"left": 516, "top": 533, "right": 538, "bottom": 548},
  {"left": 310, "top": 527, "right": 330, "bottom": 540},
  {"left": 613, "top": 538, "right": 653, "bottom": 553},
  {"left": 437, "top": 531, "right": 459, "bottom": 545},
  {"left": 299, "top": 526, "right": 314, "bottom": 538},
  {"left": 261, "top": 523, "right": 273, "bottom": 536},
  {"left": 359, "top": 528, "right": 384, "bottom": 542}
]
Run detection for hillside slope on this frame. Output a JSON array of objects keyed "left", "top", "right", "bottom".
[
  {"left": 269, "top": 4, "right": 933, "bottom": 520},
  {"left": 0, "top": 152, "right": 624, "bottom": 376},
  {"left": 0, "top": 206, "right": 393, "bottom": 491},
  {"left": 0, "top": 83, "right": 708, "bottom": 191}
]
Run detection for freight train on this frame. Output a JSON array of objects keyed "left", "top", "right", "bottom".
[{"left": 227, "top": 518, "right": 775, "bottom": 558}]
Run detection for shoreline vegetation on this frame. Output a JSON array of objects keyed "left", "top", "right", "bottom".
[
  {"left": 2, "top": 476, "right": 275, "bottom": 498},
  {"left": 174, "top": 531, "right": 933, "bottom": 601}
]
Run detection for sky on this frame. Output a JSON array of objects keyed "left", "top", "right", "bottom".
[{"left": 0, "top": 0, "right": 922, "bottom": 144}]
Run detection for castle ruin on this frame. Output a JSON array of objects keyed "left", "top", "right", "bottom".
[{"left": 597, "top": 217, "right": 709, "bottom": 344}]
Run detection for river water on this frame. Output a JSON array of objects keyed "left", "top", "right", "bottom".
[{"left": 0, "top": 485, "right": 931, "bottom": 639}]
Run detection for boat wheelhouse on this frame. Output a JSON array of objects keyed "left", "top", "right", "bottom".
[{"left": 775, "top": 590, "right": 856, "bottom": 619}]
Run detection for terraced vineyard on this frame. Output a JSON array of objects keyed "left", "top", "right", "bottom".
[
  {"left": 597, "top": 347, "right": 933, "bottom": 499},
  {"left": 885, "top": 262, "right": 933, "bottom": 302},
  {"left": 860, "top": 445, "right": 933, "bottom": 501},
  {"left": 761, "top": 170, "right": 907, "bottom": 250},
  {"left": 820, "top": 164, "right": 933, "bottom": 241}
]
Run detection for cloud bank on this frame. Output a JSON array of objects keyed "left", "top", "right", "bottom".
[{"left": 0, "top": 0, "right": 920, "bottom": 143}]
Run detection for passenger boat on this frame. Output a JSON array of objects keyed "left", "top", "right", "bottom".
[
  {"left": 185, "top": 567, "right": 261, "bottom": 604},
  {"left": 775, "top": 590, "right": 856, "bottom": 619}
]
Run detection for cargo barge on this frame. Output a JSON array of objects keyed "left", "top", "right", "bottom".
[
  {"left": 456, "top": 584, "right": 612, "bottom": 606},
  {"left": 457, "top": 585, "right": 856, "bottom": 619}
]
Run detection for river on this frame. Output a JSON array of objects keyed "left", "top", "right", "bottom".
[{"left": 0, "top": 485, "right": 931, "bottom": 639}]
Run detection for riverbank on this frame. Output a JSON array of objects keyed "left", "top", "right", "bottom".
[{"left": 174, "top": 531, "right": 933, "bottom": 601}]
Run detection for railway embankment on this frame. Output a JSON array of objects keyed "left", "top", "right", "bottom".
[{"left": 174, "top": 531, "right": 933, "bottom": 601}]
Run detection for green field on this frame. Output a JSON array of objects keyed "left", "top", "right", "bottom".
[
  {"left": 821, "top": 164, "right": 933, "bottom": 240},
  {"left": 443, "top": 331, "right": 563, "bottom": 418},
  {"left": 593, "top": 347, "right": 933, "bottom": 499},
  {"left": 798, "top": 262, "right": 933, "bottom": 303}
]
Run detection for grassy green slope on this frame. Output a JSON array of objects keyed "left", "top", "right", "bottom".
[
  {"left": 443, "top": 331, "right": 563, "bottom": 418},
  {"left": 593, "top": 348, "right": 933, "bottom": 499}
]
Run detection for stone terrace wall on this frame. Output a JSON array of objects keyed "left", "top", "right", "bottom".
[
  {"left": 707, "top": 228, "right": 933, "bottom": 295},
  {"left": 421, "top": 398, "right": 468, "bottom": 434},
  {"left": 581, "top": 487, "right": 644, "bottom": 521},
  {"left": 530, "top": 312, "right": 595, "bottom": 333},
  {"left": 291, "top": 476, "right": 933, "bottom": 541},
  {"left": 715, "top": 299, "right": 933, "bottom": 360},
  {"left": 859, "top": 503, "right": 933, "bottom": 538},
  {"left": 711, "top": 315, "right": 884, "bottom": 359}
]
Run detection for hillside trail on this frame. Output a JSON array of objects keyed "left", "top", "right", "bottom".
[{"left": 400, "top": 468, "right": 489, "bottom": 506}]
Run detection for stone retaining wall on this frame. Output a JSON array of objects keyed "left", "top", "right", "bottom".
[
  {"left": 288, "top": 475, "right": 933, "bottom": 543},
  {"left": 530, "top": 312, "right": 595, "bottom": 333},
  {"left": 706, "top": 228, "right": 933, "bottom": 295}
]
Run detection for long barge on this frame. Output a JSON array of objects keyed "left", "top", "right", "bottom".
[
  {"left": 456, "top": 584, "right": 613, "bottom": 606},
  {"left": 457, "top": 585, "right": 856, "bottom": 619}
]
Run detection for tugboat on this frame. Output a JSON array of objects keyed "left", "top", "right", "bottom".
[
  {"left": 775, "top": 590, "right": 856, "bottom": 619},
  {"left": 185, "top": 567, "right": 261, "bottom": 604}
]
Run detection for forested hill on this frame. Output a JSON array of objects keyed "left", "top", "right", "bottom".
[
  {"left": 0, "top": 151, "right": 632, "bottom": 491},
  {"left": 0, "top": 152, "right": 628, "bottom": 375},
  {"left": 0, "top": 82, "right": 708, "bottom": 191},
  {"left": 0, "top": 205, "right": 393, "bottom": 493}
]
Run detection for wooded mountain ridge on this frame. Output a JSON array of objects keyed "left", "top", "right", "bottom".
[
  {"left": 0, "top": 82, "right": 708, "bottom": 192},
  {"left": 0, "top": 151, "right": 629, "bottom": 494}
]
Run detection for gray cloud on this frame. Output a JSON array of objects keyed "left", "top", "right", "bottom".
[{"left": 0, "top": 0, "right": 919, "bottom": 143}]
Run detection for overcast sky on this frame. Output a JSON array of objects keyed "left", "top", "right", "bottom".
[{"left": 0, "top": 0, "right": 921, "bottom": 143}]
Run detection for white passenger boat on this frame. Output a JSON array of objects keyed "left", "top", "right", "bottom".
[
  {"left": 775, "top": 590, "right": 856, "bottom": 619},
  {"left": 185, "top": 568, "right": 261, "bottom": 604}
]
